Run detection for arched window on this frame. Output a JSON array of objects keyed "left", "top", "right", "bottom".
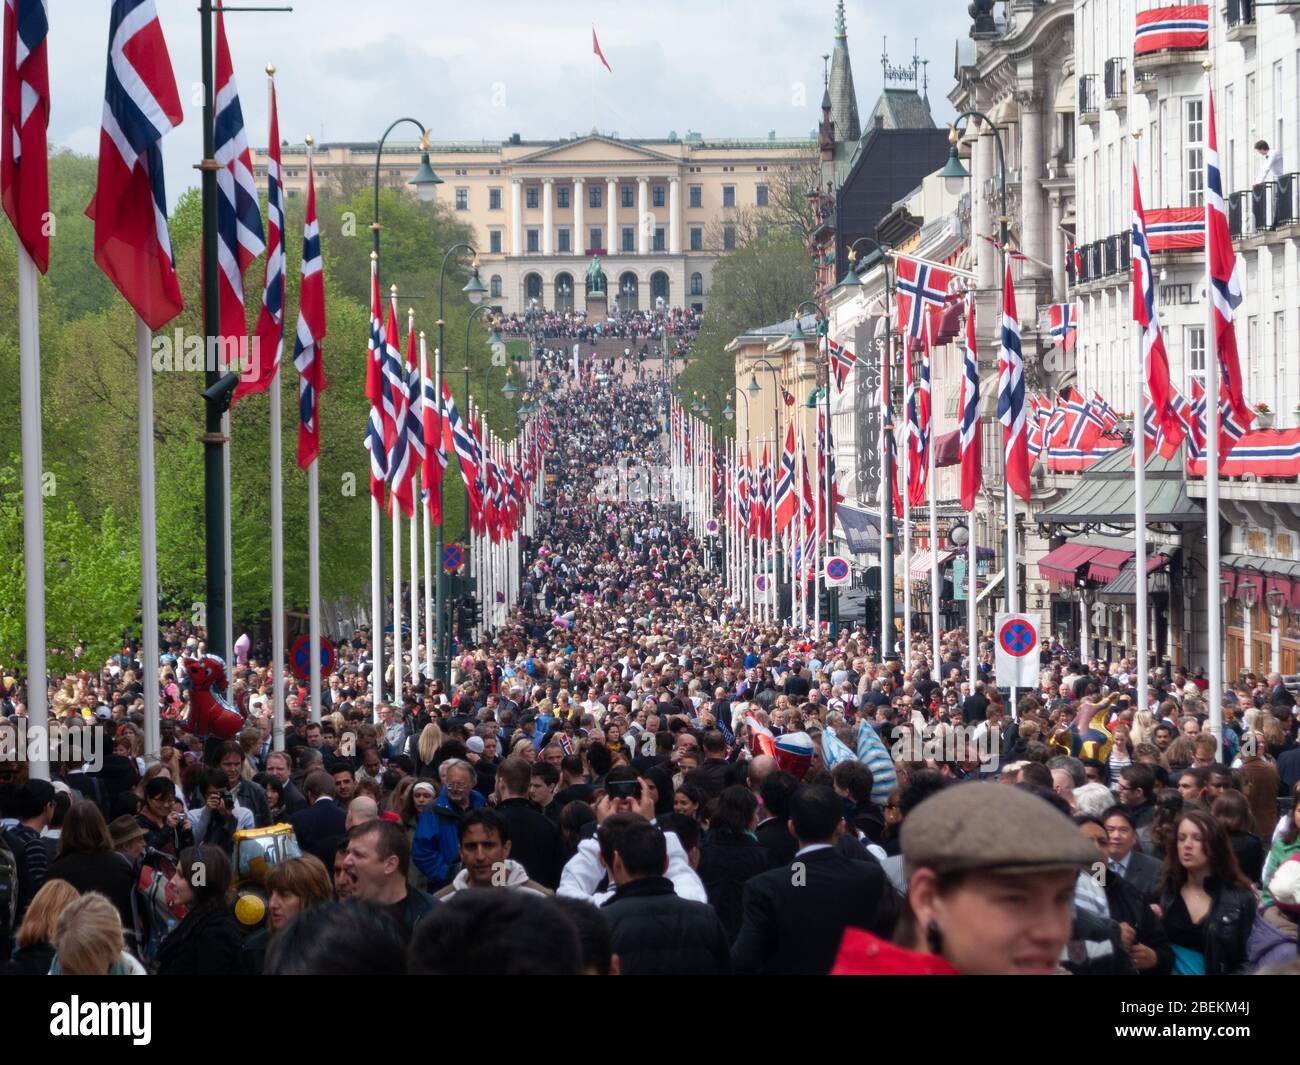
[
  {"left": 524, "top": 273, "right": 542, "bottom": 302},
  {"left": 490, "top": 274, "right": 502, "bottom": 298},
  {"left": 618, "top": 272, "right": 639, "bottom": 312},
  {"left": 650, "top": 271, "right": 669, "bottom": 304},
  {"left": 689, "top": 272, "right": 703, "bottom": 296},
  {"left": 554, "top": 272, "right": 574, "bottom": 313}
]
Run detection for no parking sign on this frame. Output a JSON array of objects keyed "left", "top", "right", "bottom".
[
  {"left": 994, "top": 613, "right": 1039, "bottom": 688},
  {"left": 824, "top": 555, "right": 850, "bottom": 587}
]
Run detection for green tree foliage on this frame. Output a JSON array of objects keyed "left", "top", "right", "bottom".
[
  {"left": 675, "top": 229, "right": 814, "bottom": 439},
  {"left": 0, "top": 148, "right": 528, "bottom": 664}
]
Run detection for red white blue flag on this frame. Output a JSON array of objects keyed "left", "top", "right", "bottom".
[
  {"left": 996, "top": 263, "right": 1030, "bottom": 502},
  {"left": 1134, "top": 5, "right": 1209, "bottom": 56},
  {"left": 293, "top": 160, "right": 326, "bottom": 469},
  {"left": 364, "top": 256, "right": 388, "bottom": 503},
  {"left": 1048, "top": 302, "right": 1077, "bottom": 351},
  {"left": 1132, "top": 162, "right": 1184, "bottom": 458},
  {"left": 895, "top": 256, "right": 954, "bottom": 342},
  {"left": 828, "top": 336, "right": 856, "bottom": 393},
  {"left": 959, "top": 293, "right": 981, "bottom": 510},
  {"left": 2, "top": 0, "right": 49, "bottom": 272},
  {"left": 89, "top": 0, "right": 183, "bottom": 329}
]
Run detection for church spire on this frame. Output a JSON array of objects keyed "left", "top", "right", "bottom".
[{"left": 828, "top": 1, "right": 861, "bottom": 143}]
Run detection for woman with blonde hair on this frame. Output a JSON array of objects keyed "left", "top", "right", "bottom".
[
  {"left": 4, "top": 879, "right": 80, "bottom": 975},
  {"left": 240, "top": 854, "right": 333, "bottom": 974},
  {"left": 414, "top": 721, "right": 443, "bottom": 778},
  {"left": 49, "top": 891, "right": 145, "bottom": 975},
  {"left": 1129, "top": 709, "right": 1157, "bottom": 748}
]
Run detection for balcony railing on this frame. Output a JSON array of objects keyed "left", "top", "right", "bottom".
[
  {"left": 1103, "top": 58, "right": 1127, "bottom": 101},
  {"left": 1072, "top": 231, "right": 1132, "bottom": 285},
  {"left": 1226, "top": 0, "right": 1256, "bottom": 31},
  {"left": 1078, "top": 74, "right": 1100, "bottom": 118},
  {"left": 1228, "top": 175, "right": 1300, "bottom": 237}
]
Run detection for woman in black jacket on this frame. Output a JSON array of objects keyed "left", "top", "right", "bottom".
[
  {"left": 45, "top": 800, "right": 137, "bottom": 941},
  {"left": 696, "top": 786, "right": 767, "bottom": 942},
  {"left": 2, "top": 879, "right": 79, "bottom": 976},
  {"left": 156, "top": 845, "right": 243, "bottom": 976},
  {"left": 1155, "top": 808, "right": 1256, "bottom": 975}
]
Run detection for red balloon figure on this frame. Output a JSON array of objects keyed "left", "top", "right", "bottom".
[{"left": 184, "top": 655, "right": 248, "bottom": 740}]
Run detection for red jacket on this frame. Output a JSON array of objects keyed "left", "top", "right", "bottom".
[{"left": 830, "top": 929, "right": 961, "bottom": 976}]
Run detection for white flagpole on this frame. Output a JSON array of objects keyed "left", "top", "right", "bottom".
[
  {"left": 815, "top": 407, "right": 822, "bottom": 634},
  {"left": 269, "top": 316, "right": 286, "bottom": 752},
  {"left": 135, "top": 316, "right": 162, "bottom": 758},
  {"left": 1204, "top": 62, "right": 1223, "bottom": 748},
  {"left": 407, "top": 314, "right": 419, "bottom": 692},
  {"left": 880, "top": 341, "right": 890, "bottom": 658},
  {"left": 903, "top": 373, "right": 913, "bottom": 673},
  {"left": 967, "top": 503, "right": 978, "bottom": 689},
  {"left": 308, "top": 452, "right": 322, "bottom": 725},
  {"left": 222, "top": 408, "right": 234, "bottom": 662},
  {"left": 18, "top": 246, "right": 49, "bottom": 777},
  {"left": 421, "top": 334, "right": 435, "bottom": 678},
  {"left": 1133, "top": 138, "right": 1149, "bottom": 711},
  {"left": 392, "top": 499, "right": 402, "bottom": 704},
  {"left": 928, "top": 331, "right": 941, "bottom": 678},
  {"left": 369, "top": 258, "right": 384, "bottom": 714}
]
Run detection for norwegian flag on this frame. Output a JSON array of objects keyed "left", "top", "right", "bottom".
[
  {"left": 996, "top": 263, "right": 1030, "bottom": 502},
  {"left": 421, "top": 337, "right": 446, "bottom": 525},
  {"left": 1092, "top": 391, "right": 1119, "bottom": 433},
  {"left": 1135, "top": 5, "right": 1209, "bottom": 56},
  {"left": 88, "top": 0, "right": 184, "bottom": 329},
  {"left": 1206, "top": 82, "right": 1255, "bottom": 458},
  {"left": 1145, "top": 386, "right": 1191, "bottom": 460},
  {"left": 759, "top": 442, "right": 773, "bottom": 540},
  {"left": 780, "top": 385, "right": 796, "bottom": 407},
  {"left": 959, "top": 293, "right": 982, "bottom": 510},
  {"left": 1064, "top": 233, "right": 1082, "bottom": 283},
  {"left": 213, "top": 1, "right": 264, "bottom": 352},
  {"left": 883, "top": 403, "right": 903, "bottom": 520},
  {"left": 828, "top": 337, "right": 856, "bottom": 393},
  {"left": 1027, "top": 395, "right": 1050, "bottom": 462},
  {"left": 442, "top": 380, "right": 483, "bottom": 527},
  {"left": 800, "top": 449, "right": 815, "bottom": 537},
  {"left": 382, "top": 291, "right": 412, "bottom": 507},
  {"left": 980, "top": 232, "right": 1030, "bottom": 264},
  {"left": 233, "top": 77, "right": 283, "bottom": 404},
  {"left": 1044, "top": 392, "right": 1068, "bottom": 447},
  {"left": 906, "top": 310, "right": 934, "bottom": 507},
  {"left": 747, "top": 450, "right": 761, "bottom": 537},
  {"left": 774, "top": 422, "right": 797, "bottom": 533},
  {"left": 895, "top": 256, "right": 954, "bottom": 342},
  {"left": 1048, "top": 303, "right": 1077, "bottom": 351},
  {"left": 817, "top": 408, "right": 844, "bottom": 538},
  {"left": 2, "top": 0, "right": 49, "bottom": 272},
  {"left": 292, "top": 160, "right": 326, "bottom": 469},
  {"left": 559, "top": 734, "right": 575, "bottom": 756},
  {"left": 1062, "top": 387, "right": 1105, "bottom": 452},
  {"left": 1187, "top": 378, "right": 1247, "bottom": 468},
  {"left": 392, "top": 311, "right": 424, "bottom": 518},
  {"left": 364, "top": 257, "right": 388, "bottom": 503}
]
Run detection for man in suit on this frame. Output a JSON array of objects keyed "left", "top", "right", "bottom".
[
  {"left": 731, "top": 785, "right": 897, "bottom": 975},
  {"left": 1101, "top": 806, "right": 1162, "bottom": 903},
  {"left": 265, "top": 751, "right": 308, "bottom": 816},
  {"left": 289, "top": 770, "right": 348, "bottom": 869}
]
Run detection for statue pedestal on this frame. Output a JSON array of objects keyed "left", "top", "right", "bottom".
[{"left": 585, "top": 294, "right": 608, "bottom": 320}]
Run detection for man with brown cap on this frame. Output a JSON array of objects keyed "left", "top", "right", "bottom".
[
  {"left": 831, "top": 784, "right": 1098, "bottom": 975},
  {"left": 109, "top": 815, "right": 148, "bottom": 864}
]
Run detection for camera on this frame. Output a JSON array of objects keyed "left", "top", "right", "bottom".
[
  {"left": 605, "top": 778, "right": 642, "bottom": 800},
  {"left": 220, "top": 789, "right": 235, "bottom": 809}
]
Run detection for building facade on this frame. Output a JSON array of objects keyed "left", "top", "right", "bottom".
[{"left": 259, "top": 132, "right": 816, "bottom": 315}]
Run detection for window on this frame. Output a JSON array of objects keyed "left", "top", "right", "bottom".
[
  {"left": 1225, "top": 86, "right": 1235, "bottom": 193},
  {"left": 526, "top": 186, "right": 539, "bottom": 209},
  {"left": 1248, "top": 315, "right": 1260, "bottom": 408},
  {"left": 690, "top": 272, "right": 703, "bottom": 296},
  {"left": 1246, "top": 73, "right": 1258, "bottom": 155},
  {"left": 489, "top": 187, "right": 502, "bottom": 210},
  {"left": 621, "top": 226, "right": 634, "bottom": 252},
  {"left": 756, "top": 184, "right": 768, "bottom": 207},
  {"left": 455, "top": 187, "right": 468, "bottom": 210},
  {"left": 621, "top": 185, "right": 634, "bottom": 208},
  {"left": 589, "top": 227, "right": 602, "bottom": 251},
  {"left": 526, "top": 228, "right": 539, "bottom": 253},
  {"left": 489, "top": 230, "right": 502, "bottom": 254},
  {"left": 1059, "top": 113, "right": 1075, "bottom": 164},
  {"left": 1273, "top": 60, "right": 1284, "bottom": 160},
  {"left": 1185, "top": 326, "right": 1205, "bottom": 384},
  {"left": 589, "top": 184, "right": 602, "bottom": 209},
  {"left": 1274, "top": 311, "right": 1287, "bottom": 416},
  {"left": 688, "top": 185, "right": 702, "bottom": 208},
  {"left": 689, "top": 226, "right": 703, "bottom": 251},
  {"left": 557, "top": 228, "right": 571, "bottom": 253},
  {"left": 723, "top": 224, "right": 736, "bottom": 251},
  {"left": 557, "top": 185, "right": 570, "bottom": 209},
  {"left": 652, "top": 185, "right": 665, "bottom": 208},
  {"left": 490, "top": 275, "right": 502, "bottom": 298},
  {"left": 722, "top": 185, "right": 735, "bottom": 208},
  {"left": 653, "top": 227, "right": 665, "bottom": 251},
  {"left": 1184, "top": 98, "right": 1204, "bottom": 208}
]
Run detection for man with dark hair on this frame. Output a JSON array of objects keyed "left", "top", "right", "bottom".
[
  {"left": 529, "top": 762, "right": 561, "bottom": 823},
  {"left": 1101, "top": 805, "right": 1162, "bottom": 902},
  {"left": 731, "top": 785, "right": 898, "bottom": 975},
  {"left": 345, "top": 819, "right": 436, "bottom": 940},
  {"left": 1117, "top": 764, "right": 1157, "bottom": 829},
  {"left": 434, "top": 808, "right": 553, "bottom": 897},
  {"left": 830, "top": 761, "right": 884, "bottom": 846},
  {"left": 492, "top": 757, "right": 562, "bottom": 888},
  {"left": 689, "top": 729, "right": 739, "bottom": 798},
  {"left": 597, "top": 814, "right": 730, "bottom": 975},
  {"left": 755, "top": 770, "right": 799, "bottom": 870},
  {"left": 555, "top": 754, "right": 595, "bottom": 806},
  {"left": 3, "top": 779, "right": 54, "bottom": 928},
  {"left": 408, "top": 890, "right": 583, "bottom": 976},
  {"left": 552, "top": 896, "right": 617, "bottom": 975},
  {"left": 265, "top": 750, "right": 308, "bottom": 815},
  {"left": 216, "top": 740, "right": 271, "bottom": 827},
  {"left": 1175, "top": 765, "right": 1211, "bottom": 807},
  {"left": 331, "top": 764, "right": 357, "bottom": 811}
]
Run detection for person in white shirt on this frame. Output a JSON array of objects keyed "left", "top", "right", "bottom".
[{"left": 1256, "top": 140, "right": 1284, "bottom": 184}]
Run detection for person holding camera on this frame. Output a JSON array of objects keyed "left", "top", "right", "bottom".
[{"left": 186, "top": 769, "right": 254, "bottom": 853}]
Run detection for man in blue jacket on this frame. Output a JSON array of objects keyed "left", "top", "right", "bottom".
[{"left": 412, "top": 759, "right": 485, "bottom": 888}]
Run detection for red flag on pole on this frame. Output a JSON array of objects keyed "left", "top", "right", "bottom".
[
  {"left": 2, "top": 0, "right": 49, "bottom": 272},
  {"left": 592, "top": 27, "right": 611, "bottom": 71}
]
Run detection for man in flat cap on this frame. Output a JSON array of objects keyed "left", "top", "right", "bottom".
[{"left": 831, "top": 784, "right": 1097, "bottom": 975}]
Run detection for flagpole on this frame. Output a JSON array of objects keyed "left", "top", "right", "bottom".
[
  {"left": 1133, "top": 128, "right": 1150, "bottom": 712},
  {"left": 967, "top": 502, "right": 977, "bottom": 690},
  {"left": 903, "top": 348, "right": 913, "bottom": 671},
  {"left": 795, "top": 424, "right": 803, "bottom": 631},
  {"left": 1204, "top": 60, "right": 1223, "bottom": 750},
  {"left": 408, "top": 309, "right": 419, "bottom": 692},
  {"left": 17, "top": 245, "right": 49, "bottom": 778},
  {"left": 369, "top": 257, "right": 385, "bottom": 714},
  {"left": 308, "top": 449, "right": 322, "bottom": 725},
  {"left": 269, "top": 309, "right": 286, "bottom": 752},
  {"left": 222, "top": 408, "right": 234, "bottom": 660},
  {"left": 421, "top": 332, "right": 434, "bottom": 679},
  {"left": 929, "top": 375, "right": 941, "bottom": 681},
  {"left": 881, "top": 346, "right": 889, "bottom": 659},
  {"left": 815, "top": 407, "right": 822, "bottom": 634},
  {"left": 136, "top": 315, "right": 162, "bottom": 753},
  {"left": 392, "top": 493, "right": 402, "bottom": 705}
]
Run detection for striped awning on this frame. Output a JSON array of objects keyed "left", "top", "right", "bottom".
[
  {"left": 1038, "top": 542, "right": 1103, "bottom": 585},
  {"left": 909, "top": 549, "right": 955, "bottom": 580},
  {"left": 1087, "top": 547, "right": 1134, "bottom": 583}
]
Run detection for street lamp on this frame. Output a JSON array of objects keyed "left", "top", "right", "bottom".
[
  {"left": 409, "top": 138, "right": 443, "bottom": 203},
  {"left": 1266, "top": 587, "right": 1287, "bottom": 619}
]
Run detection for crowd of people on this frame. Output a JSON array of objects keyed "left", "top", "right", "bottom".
[
  {"left": 497, "top": 306, "right": 702, "bottom": 346},
  {"left": 2, "top": 362, "right": 1299, "bottom": 977}
]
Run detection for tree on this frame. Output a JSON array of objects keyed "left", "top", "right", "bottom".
[{"left": 756, "top": 153, "right": 821, "bottom": 244}]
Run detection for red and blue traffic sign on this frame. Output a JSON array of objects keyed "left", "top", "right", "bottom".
[
  {"left": 998, "top": 617, "right": 1036, "bottom": 657},
  {"left": 290, "top": 635, "right": 336, "bottom": 682},
  {"left": 825, "top": 557, "right": 849, "bottom": 582},
  {"left": 443, "top": 544, "right": 465, "bottom": 572}
]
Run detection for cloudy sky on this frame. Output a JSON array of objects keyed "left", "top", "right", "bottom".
[{"left": 49, "top": 1, "right": 970, "bottom": 209}]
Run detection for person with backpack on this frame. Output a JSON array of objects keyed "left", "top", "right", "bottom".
[{"left": 4, "top": 779, "right": 55, "bottom": 933}]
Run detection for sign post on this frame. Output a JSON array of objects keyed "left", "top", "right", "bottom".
[{"left": 994, "top": 612, "right": 1039, "bottom": 700}]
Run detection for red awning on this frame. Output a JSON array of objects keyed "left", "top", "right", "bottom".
[
  {"left": 1038, "top": 543, "right": 1103, "bottom": 585},
  {"left": 1147, "top": 553, "right": 1169, "bottom": 573},
  {"left": 1087, "top": 548, "right": 1135, "bottom": 583}
]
